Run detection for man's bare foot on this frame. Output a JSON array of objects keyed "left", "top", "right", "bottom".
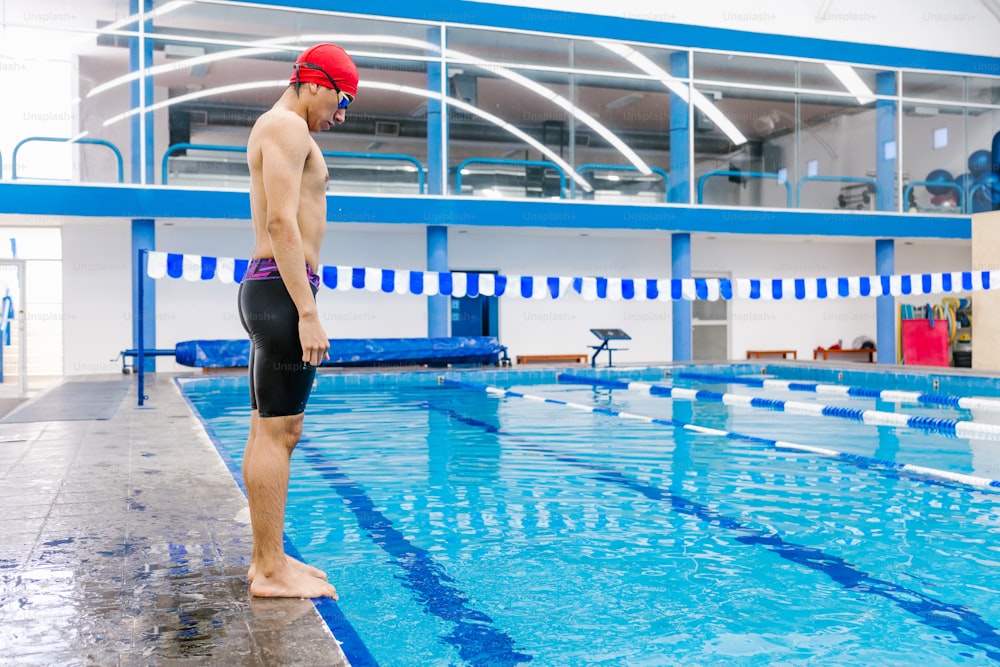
[
  {"left": 249, "top": 563, "right": 339, "bottom": 599},
  {"left": 248, "top": 555, "right": 328, "bottom": 583}
]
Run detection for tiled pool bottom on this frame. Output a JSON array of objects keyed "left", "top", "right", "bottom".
[
  {"left": 184, "top": 362, "right": 1000, "bottom": 665},
  {"left": 0, "top": 373, "right": 347, "bottom": 666}
]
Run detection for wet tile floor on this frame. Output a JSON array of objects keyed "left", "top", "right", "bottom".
[{"left": 0, "top": 374, "right": 348, "bottom": 666}]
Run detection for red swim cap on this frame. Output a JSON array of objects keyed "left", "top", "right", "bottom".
[{"left": 289, "top": 43, "right": 358, "bottom": 98}]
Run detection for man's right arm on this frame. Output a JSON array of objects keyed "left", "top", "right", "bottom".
[{"left": 258, "top": 117, "right": 330, "bottom": 366}]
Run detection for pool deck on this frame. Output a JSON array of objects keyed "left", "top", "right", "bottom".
[{"left": 0, "top": 372, "right": 349, "bottom": 666}]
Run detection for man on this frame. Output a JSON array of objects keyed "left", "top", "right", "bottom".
[{"left": 237, "top": 43, "right": 357, "bottom": 599}]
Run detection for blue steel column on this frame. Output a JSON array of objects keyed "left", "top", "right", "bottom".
[
  {"left": 669, "top": 51, "right": 690, "bottom": 205},
  {"left": 130, "top": 0, "right": 155, "bottom": 371},
  {"left": 875, "top": 239, "right": 895, "bottom": 364},
  {"left": 670, "top": 51, "right": 692, "bottom": 361},
  {"left": 426, "top": 26, "right": 448, "bottom": 337},
  {"left": 875, "top": 72, "right": 896, "bottom": 212},
  {"left": 672, "top": 233, "right": 692, "bottom": 361},
  {"left": 427, "top": 227, "right": 448, "bottom": 337},
  {"left": 875, "top": 72, "right": 897, "bottom": 364}
]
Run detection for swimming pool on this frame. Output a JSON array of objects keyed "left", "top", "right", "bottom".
[{"left": 181, "top": 365, "right": 1000, "bottom": 666}]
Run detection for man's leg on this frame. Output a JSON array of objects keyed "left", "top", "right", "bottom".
[
  {"left": 243, "top": 408, "right": 259, "bottom": 494},
  {"left": 243, "top": 413, "right": 337, "bottom": 599},
  {"left": 244, "top": 410, "right": 328, "bottom": 584}
]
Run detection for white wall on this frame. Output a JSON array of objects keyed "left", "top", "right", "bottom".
[
  {"left": 451, "top": 228, "right": 674, "bottom": 361},
  {"left": 474, "top": 0, "right": 1000, "bottom": 58},
  {"left": 56, "top": 219, "right": 972, "bottom": 373},
  {"left": 62, "top": 221, "right": 132, "bottom": 375},
  {"left": 701, "top": 236, "right": 972, "bottom": 360}
]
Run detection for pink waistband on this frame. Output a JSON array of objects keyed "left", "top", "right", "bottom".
[{"left": 244, "top": 257, "right": 320, "bottom": 289}]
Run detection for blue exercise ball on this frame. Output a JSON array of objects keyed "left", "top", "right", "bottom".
[
  {"left": 953, "top": 172, "right": 975, "bottom": 210},
  {"left": 992, "top": 132, "right": 1000, "bottom": 176},
  {"left": 974, "top": 171, "right": 1000, "bottom": 207},
  {"left": 925, "top": 168, "right": 954, "bottom": 195},
  {"left": 972, "top": 195, "right": 993, "bottom": 213},
  {"left": 969, "top": 149, "right": 992, "bottom": 175}
]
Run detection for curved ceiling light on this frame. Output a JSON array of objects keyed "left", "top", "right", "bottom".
[
  {"left": 87, "top": 33, "right": 648, "bottom": 175},
  {"left": 365, "top": 81, "right": 593, "bottom": 192},
  {"left": 100, "top": 78, "right": 594, "bottom": 193},
  {"left": 101, "top": 79, "right": 287, "bottom": 127},
  {"left": 825, "top": 63, "right": 876, "bottom": 105},
  {"left": 87, "top": 46, "right": 283, "bottom": 98},
  {"left": 445, "top": 48, "right": 653, "bottom": 175},
  {"left": 597, "top": 40, "right": 748, "bottom": 146},
  {"left": 87, "top": 34, "right": 434, "bottom": 99}
]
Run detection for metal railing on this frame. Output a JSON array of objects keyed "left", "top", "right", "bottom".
[
  {"left": 574, "top": 163, "right": 670, "bottom": 202},
  {"left": 795, "top": 175, "right": 879, "bottom": 209},
  {"left": 455, "top": 158, "right": 568, "bottom": 198},
  {"left": 697, "top": 169, "right": 793, "bottom": 207},
  {"left": 12, "top": 137, "right": 124, "bottom": 183},
  {"left": 903, "top": 180, "right": 980, "bottom": 214},
  {"left": 161, "top": 143, "right": 426, "bottom": 192}
]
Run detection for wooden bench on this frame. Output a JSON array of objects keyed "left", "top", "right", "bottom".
[
  {"left": 813, "top": 348, "right": 876, "bottom": 363},
  {"left": 746, "top": 349, "right": 797, "bottom": 360},
  {"left": 516, "top": 353, "right": 588, "bottom": 365}
]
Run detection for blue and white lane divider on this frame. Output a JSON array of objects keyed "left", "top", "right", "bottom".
[
  {"left": 440, "top": 379, "right": 1000, "bottom": 492},
  {"left": 558, "top": 374, "right": 1000, "bottom": 442},
  {"left": 677, "top": 371, "right": 1000, "bottom": 413}
]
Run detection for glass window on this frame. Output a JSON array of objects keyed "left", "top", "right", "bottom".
[
  {"left": 693, "top": 52, "right": 796, "bottom": 87},
  {"left": 902, "top": 103, "right": 1000, "bottom": 215},
  {"left": 795, "top": 92, "right": 883, "bottom": 212},
  {"left": 692, "top": 87, "right": 889, "bottom": 212},
  {"left": 13, "top": 0, "right": 1000, "bottom": 218},
  {"left": 93, "top": 10, "right": 443, "bottom": 193},
  {"left": 903, "top": 71, "right": 966, "bottom": 103},
  {"left": 799, "top": 62, "right": 891, "bottom": 96},
  {"left": 448, "top": 63, "right": 580, "bottom": 199},
  {"left": 446, "top": 32, "right": 678, "bottom": 202},
  {"left": 693, "top": 84, "right": 795, "bottom": 210},
  {"left": 446, "top": 27, "right": 572, "bottom": 69}
]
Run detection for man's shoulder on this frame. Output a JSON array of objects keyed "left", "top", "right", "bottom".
[{"left": 253, "top": 107, "right": 306, "bottom": 132}]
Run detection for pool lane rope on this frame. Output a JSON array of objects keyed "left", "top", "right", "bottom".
[
  {"left": 440, "top": 379, "right": 1000, "bottom": 492},
  {"left": 558, "top": 374, "right": 1000, "bottom": 442},
  {"left": 676, "top": 371, "right": 1000, "bottom": 414}
]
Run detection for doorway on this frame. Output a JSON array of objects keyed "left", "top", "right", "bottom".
[
  {"left": 0, "top": 259, "right": 28, "bottom": 394},
  {"left": 691, "top": 272, "right": 730, "bottom": 361},
  {"left": 450, "top": 270, "right": 499, "bottom": 338}
]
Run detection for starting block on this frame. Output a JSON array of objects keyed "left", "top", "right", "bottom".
[{"left": 589, "top": 328, "right": 631, "bottom": 367}]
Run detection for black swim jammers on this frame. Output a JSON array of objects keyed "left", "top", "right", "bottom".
[{"left": 238, "top": 258, "right": 322, "bottom": 418}]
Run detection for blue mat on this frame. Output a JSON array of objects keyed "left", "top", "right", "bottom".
[
  {"left": 174, "top": 336, "right": 505, "bottom": 368},
  {"left": 1, "top": 381, "right": 130, "bottom": 423}
]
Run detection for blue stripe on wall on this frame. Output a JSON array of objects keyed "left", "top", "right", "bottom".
[{"left": 0, "top": 183, "right": 971, "bottom": 239}]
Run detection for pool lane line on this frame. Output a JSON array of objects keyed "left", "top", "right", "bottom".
[
  {"left": 440, "top": 379, "right": 1000, "bottom": 493},
  {"left": 677, "top": 370, "right": 1000, "bottom": 413},
  {"left": 426, "top": 401, "right": 1000, "bottom": 663},
  {"left": 173, "top": 381, "right": 379, "bottom": 667},
  {"left": 559, "top": 373, "right": 1000, "bottom": 442},
  {"left": 296, "top": 440, "right": 534, "bottom": 667}
]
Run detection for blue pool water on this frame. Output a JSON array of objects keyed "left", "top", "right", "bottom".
[{"left": 181, "top": 366, "right": 1000, "bottom": 666}]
